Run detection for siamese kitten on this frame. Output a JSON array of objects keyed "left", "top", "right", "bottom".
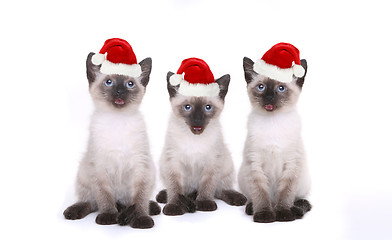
[
  {"left": 238, "top": 57, "right": 312, "bottom": 223},
  {"left": 156, "top": 72, "right": 247, "bottom": 216},
  {"left": 63, "top": 53, "right": 160, "bottom": 229}
]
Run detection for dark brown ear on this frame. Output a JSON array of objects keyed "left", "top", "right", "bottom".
[
  {"left": 139, "top": 57, "right": 152, "bottom": 87},
  {"left": 166, "top": 71, "right": 178, "bottom": 98},
  {"left": 296, "top": 59, "right": 307, "bottom": 88},
  {"left": 86, "top": 52, "right": 101, "bottom": 86},
  {"left": 215, "top": 74, "right": 230, "bottom": 100},
  {"left": 243, "top": 57, "right": 257, "bottom": 84}
]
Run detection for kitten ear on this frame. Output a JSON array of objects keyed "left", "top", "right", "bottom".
[
  {"left": 243, "top": 57, "right": 257, "bottom": 84},
  {"left": 166, "top": 71, "right": 178, "bottom": 98},
  {"left": 215, "top": 74, "right": 230, "bottom": 100},
  {"left": 138, "top": 57, "right": 152, "bottom": 87},
  {"left": 296, "top": 59, "right": 307, "bottom": 88},
  {"left": 86, "top": 52, "right": 101, "bottom": 86}
]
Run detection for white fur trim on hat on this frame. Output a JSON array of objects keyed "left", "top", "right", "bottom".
[
  {"left": 99, "top": 60, "right": 142, "bottom": 78},
  {"left": 169, "top": 74, "right": 183, "bottom": 86},
  {"left": 91, "top": 53, "right": 105, "bottom": 65},
  {"left": 178, "top": 80, "right": 220, "bottom": 97},
  {"left": 253, "top": 59, "right": 304, "bottom": 83}
]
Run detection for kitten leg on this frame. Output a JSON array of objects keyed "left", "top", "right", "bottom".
[
  {"left": 248, "top": 169, "right": 275, "bottom": 223},
  {"left": 63, "top": 202, "right": 96, "bottom": 220},
  {"left": 274, "top": 161, "right": 300, "bottom": 222},
  {"left": 195, "top": 168, "right": 218, "bottom": 211},
  {"left": 94, "top": 174, "right": 118, "bottom": 225},
  {"left": 291, "top": 199, "right": 312, "bottom": 219}
]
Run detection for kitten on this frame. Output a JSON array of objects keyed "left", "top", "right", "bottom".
[
  {"left": 156, "top": 72, "right": 247, "bottom": 216},
  {"left": 63, "top": 52, "right": 160, "bottom": 229},
  {"left": 238, "top": 57, "right": 312, "bottom": 223}
]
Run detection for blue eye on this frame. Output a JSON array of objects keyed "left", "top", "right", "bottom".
[
  {"left": 104, "top": 79, "right": 113, "bottom": 87},
  {"left": 277, "top": 85, "right": 286, "bottom": 93},
  {"left": 257, "top": 84, "right": 265, "bottom": 92},
  {"left": 184, "top": 104, "right": 192, "bottom": 111},
  {"left": 204, "top": 105, "right": 213, "bottom": 112},
  {"left": 126, "top": 81, "right": 135, "bottom": 89}
]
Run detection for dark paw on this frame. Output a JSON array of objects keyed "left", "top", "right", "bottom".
[
  {"left": 275, "top": 208, "right": 295, "bottom": 222},
  {"left": 117, "top": 205, "right": 136, "bottom": 226},
  {"left": 178, "top": 194, "right": 196, "bottom": 213},
  {"left": 63, "top": 202, "right": 92, "bottom": 220},
  {"left": 221, "top": 190, "right": 247, "bottom": 206},
  {"left": 163, "top": 203, "right": 186, "bottom": 216},
  {"left": 149, "top": 201, "right": 161, "bottom": 216},
  {"left": 196, "top": 200, "right": 217, "bottom": 211},
  {"left": 253, "top": 210, "right": 275, "bottom": 223},
  {"left": 187, "top": 191, "right": 198, "bottom": 201},
  {"left": 130, "top": 215, "right": 154, "bottom": 229},
  {"left": 245, "top": 202, "right": 253, "bottom": 215},
  {"left": 116, "top": 202, "right": 127, "bottom": 213},
  {"left": 291, "top": 206, "right": 305, "bottom": 219},
  {"left": 156, "top": 189, "right": 167, "bottom": 204},
  {"left": 294, "top": 199, "right": 312, "bottom": 212},
  {"left": 95, "top": 212, "right": 118, "bottom": 225}
]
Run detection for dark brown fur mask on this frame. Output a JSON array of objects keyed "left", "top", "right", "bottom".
[
  {"left": 86, "top": 52, "right": 152, "bottom": 111},
  {"left": 243, "top": 57, "right": 308, "bottom": 113},
  {"left": 166, "top": 72, "right": 230, "bottom": 135}
]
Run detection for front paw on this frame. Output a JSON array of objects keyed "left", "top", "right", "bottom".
[
  {"left": 196, "top": 200, "right": 217, "bottom": 211},
  {"left": 163, "top": 203, "right": 186, "bottom": 216},
  {"left": 130, "top": 215, "right": 154, "bottom": 229},
  {"left": 95, "top": 212, "right": 118, "bottom": 225},
  {"left": 253, "top": 210, "right": 275, "bottom": 223},
  {"left": 275, "top": 208, "right": 295, "bottom": 222},
  {"left": 221, "top": 190, "right": 247, "bottom": 206}
]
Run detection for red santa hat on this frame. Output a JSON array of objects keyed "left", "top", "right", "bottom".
[
  {"left": 91, "top": 38, "right": 142, "bottom": 78},
  {"left": 253, "top": 42, "right": 305, "bottom": 83},
  {"left": 169, "top": 58, "right": 220, "bottom": 97}
]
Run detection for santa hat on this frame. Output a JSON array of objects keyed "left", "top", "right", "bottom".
[
  {"left": 169, "top": 58, "right": 220, "bottom": 97},
  {"left": 253, "top": 42, "right": 305, "bottom": 83},
  {"left": 91, "top": 38, "right": 142, "bottom": 78}
]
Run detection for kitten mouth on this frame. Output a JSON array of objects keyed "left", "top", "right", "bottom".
[
  {"left": 264, "top": 104, "right": 275, "bottom": 111},
  {"left": 114, "top": 98, "right": 125, "bottom": 105},
  {"left": 191, "top": 126, "right": 204, "bottom": 135}
]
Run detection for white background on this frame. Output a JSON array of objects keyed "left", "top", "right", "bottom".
[{"left": 1, "top": 0, "right": 391, "bottom": 239}]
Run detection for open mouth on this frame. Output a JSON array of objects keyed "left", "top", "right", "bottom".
[
  {"left": 190, "top": 126, "right": 204, "bottom": 135},
  {"left": 114, "top": 98, "right": 125, "bottom": 106},
  {"left": 264, "top": 104, "right": 275, "bottom": 111}
]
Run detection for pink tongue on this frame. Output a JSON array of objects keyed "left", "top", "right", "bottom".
[
  {"left": 115, "top": 99, "right": 125, "bottom": 105},
  {"left": 265, "top": 104, "right": 274, "bottom": 110}
]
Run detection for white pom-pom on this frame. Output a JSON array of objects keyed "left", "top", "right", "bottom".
[
  {"left": 169, "top": 74, "right": 183, "bottom": 86},
  {"left": 293, "top": 64, "right": 305, "bottom": 78},
  {"left": 91, "top": 53, "right": 105, "bottom": 65}
]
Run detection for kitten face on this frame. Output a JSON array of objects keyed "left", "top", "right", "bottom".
[
  {"left": 171, "top": 96, "right": 223, "bottom": 135},
  {"left": 248, "top": 77, "right": 300, "bottom": 112},
  {"left": 243, "top": 57, "right": 307, "bottom": 113},
  {"left": 86, "top": 52, "right": 152, "bottom": 111},
  {"left": 166, "top": 72, "right": 229, "bottom": 135}
]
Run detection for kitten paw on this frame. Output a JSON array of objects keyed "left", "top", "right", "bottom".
[
  {"left": 156, "top": 189, "right": 167, "bottom": 204},
  {"left": 294, "top": 199, "right": 312, "bottom": 212},
  {"left": 275, "top": 208, "right": 295, "bottom": 222},
  {"left": 163, "top": 203, "right": 186, "bottom": 216},
  {"left": 196, "top": 200, "right": 217, "bottom": 211},
  {"left": 95, "top": 212, "right": 118, "bottom": 225},
  {"left": 117, "top": 205, "right": 136, "bottom": 226},
  {"left": 130, "top": 215, "right": 154, "bottom": 229},
  {"left": 253, "top": 210, "right": 275, "bottom": 223},
  {"left": 245, "top": 202, "right": 254, "bottom": 215},
  {"left": 221, "top": 190, "right": 247, "bottom": 206},
  {"left": 149, "top": 201, "right": 161, "bottom": 216},
  {"left": 63, "top": 202, "right": 93, "bottom": 220}
]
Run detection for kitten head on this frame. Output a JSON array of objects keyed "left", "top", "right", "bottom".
[
  {"left": 86, "top": 52, "right": 152, "bottom": 111},
  {"left": 167, "top": 72, "right": 230, "bottom": 135},
  {"left": 243, "top": 57, "right": 307, "bottom": 113}
]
